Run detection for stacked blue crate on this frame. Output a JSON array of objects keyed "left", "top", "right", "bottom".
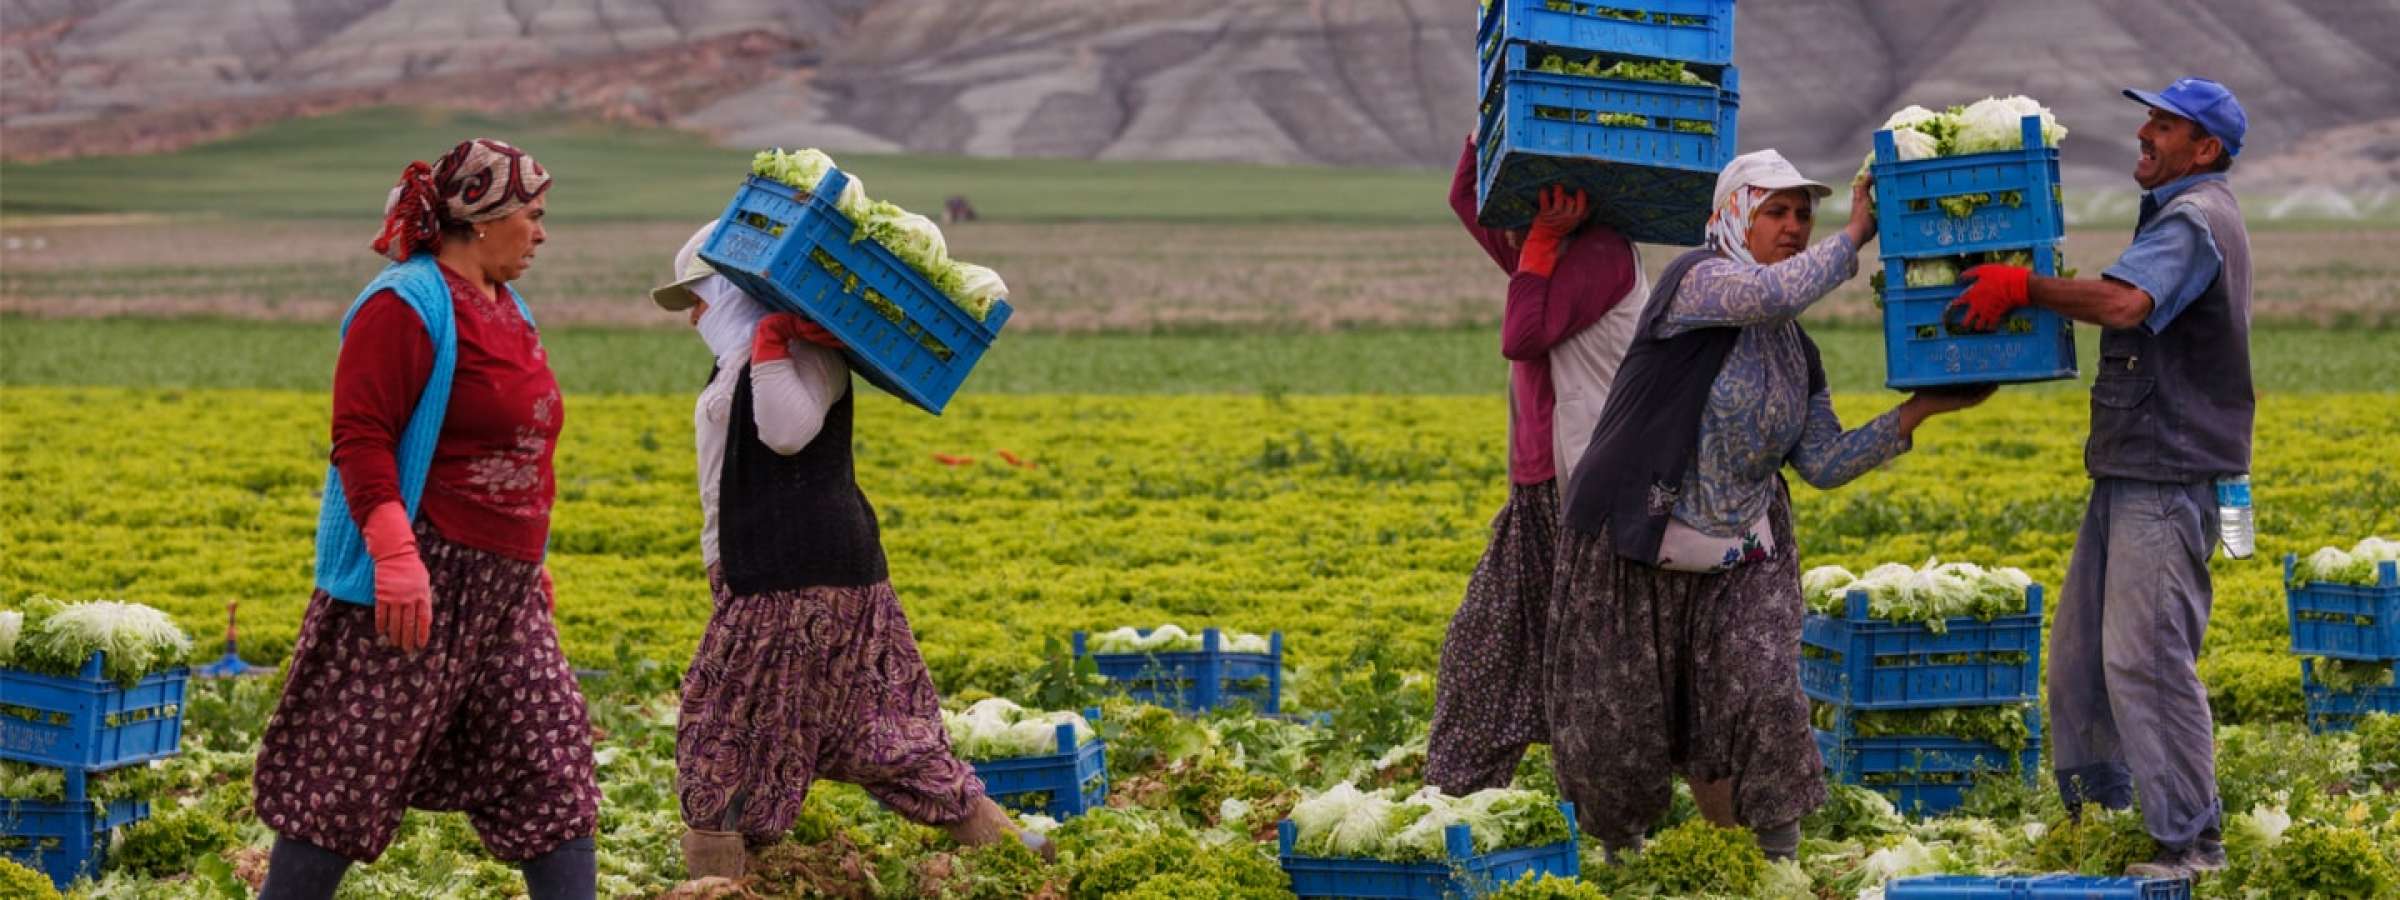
[
  {"left": 2286, "top": 556, "right": 2400, "bottom": 733},
  {"left": 1806, "top": 585, "right": 2045, "bottom": 815},
  {"left": 1472, "top": 0, "right": 1738, "bottom": 245},
  {"left": 1870, "top": 116, "right": 2078, "bottom": 389},
  {"left": 1, "top": 652, "right": 187, "bottom": 889}
]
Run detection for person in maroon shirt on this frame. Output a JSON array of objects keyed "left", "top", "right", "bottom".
[
  {"left": 1427, "top": 134, "right": 1645, "bottom": 795},
  {"left": 252, "top": 139, "right": 599, "bottom": 900}
]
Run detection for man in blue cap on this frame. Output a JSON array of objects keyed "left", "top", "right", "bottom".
[{"left": 1952, "top": 77, "right": 2252, "bottom": 880}]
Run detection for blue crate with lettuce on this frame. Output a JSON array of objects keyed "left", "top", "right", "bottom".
[
  {"left": 2285, "top": 539, "right": 2400, "bottom": 661},
  {"left": 697, "top": 148, "right": 1013, "bottom": 415},
  {"left": 1813, "top": 704, "right": 2043, "bottom": 817},
  {"left": 944, "top": 700, "right": 1107, "bottom": 820},
  {"left": 1277, "top": 783, "right": 1580, "bottom": 898},
  {"left": 1474, "top": 42, "right": 1737, "bottom": 244},
  {"left": 0, "top": 600, "right": 191, "bottom": 774},
  {"left": 1476, "top": 0, "right": 1735, "bottom": 71},
  {"left": 2300, "top": 658, "right": 2399, "bottom": 733},
  {"left": 1859, "top": 99, "right": 2079, "bottom": 389},
  {"left": 1075, "top": 626, "right": 1283, "bottom": 714},
  {"left": 1800, "top": 562, "right": 2045, "bottom": 710}
]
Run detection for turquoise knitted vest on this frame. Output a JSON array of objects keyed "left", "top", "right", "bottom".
[{"left": 312, "top": 255, "right": 535, "bottom": 604}]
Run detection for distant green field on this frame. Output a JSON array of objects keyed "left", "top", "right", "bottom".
[
  {"left": 0, "top": 107, "right": 1454, "bottom": 225},
  {"left": 3, "top": 316, "right": 2389, "bottom": 397}
]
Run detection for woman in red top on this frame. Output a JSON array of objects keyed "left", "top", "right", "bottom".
[
  {"left": 1426, "top": 134, "right": 1646, "bottom": 794},
  {"left": 252, "top": 139, "right": 599, "bottom": 900}
]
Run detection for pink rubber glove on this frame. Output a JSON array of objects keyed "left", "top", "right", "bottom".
[{"left": 362, "top": 502, "right": 433, "bottom": 652}]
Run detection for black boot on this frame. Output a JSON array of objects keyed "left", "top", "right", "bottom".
[
  {"left": 258, "top": 836, "right": 353, "bottom": 900},
  {"left": 520, "top": 835, "right": 597, "bottom": 900}
]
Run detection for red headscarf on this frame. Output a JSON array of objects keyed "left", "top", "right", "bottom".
[{"left": 371, "top": 138, "right": 552, "bottom": 262}]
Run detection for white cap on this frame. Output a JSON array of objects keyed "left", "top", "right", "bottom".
[
  {"left": 650, "top": 221, "right": 719, "bottom": 311},
  {"left": 1712, "top": 149, "right": 1833, "bottom": 211}
]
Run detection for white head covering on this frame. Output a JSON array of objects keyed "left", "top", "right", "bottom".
[
  {"left": 651, "top": 221, "right": 720, "bottom": 311},
  {"left": 1706, "top": 149, "right": 1833, "bottom": 265}
]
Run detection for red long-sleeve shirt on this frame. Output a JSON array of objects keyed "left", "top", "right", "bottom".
[
  {"left": 1449, "top": 139, "right": 1639, "bottom": 485},
  {"left": 329, "top": 262, "right": 562, "bottom": 562}
]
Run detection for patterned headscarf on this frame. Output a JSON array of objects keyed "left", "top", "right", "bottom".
[
  {"left": 372, "top": 138, "right": 552, "bottom": 262},
  {"left": 1703, "top": 184, "right": 1773, "bottom": 266}
]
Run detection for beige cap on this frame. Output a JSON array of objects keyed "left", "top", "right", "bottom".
[
  {"left": 1712, "top": 149, "right": 1834, "bottom": 211},
  {"left": 650, "top": 221, "right": 719, "bottom": 311}
]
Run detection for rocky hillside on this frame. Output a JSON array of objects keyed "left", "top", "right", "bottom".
[{"left": 5, "top": 0, "right": 2395, "bottom": 192}]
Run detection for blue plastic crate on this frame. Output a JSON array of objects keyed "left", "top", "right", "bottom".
[
  {"left": 697, "top": 170, "right": 1012, "bottom": 415},
  {"left": 1803, "top": 585, "right": 2045, "bottom": 710},
  {"left": 2285, "top": 555, "right": 2400, "bottom": 661},
  {"left": 970, "top": 709, "right": 1109, "bottom": 820},
  {"left": 1473, "top": 47, "right": 1737, "bottom": 244},
  {"left": 1075, "top": 629, "right": 1283, "bottom": 714},
  {"left": 2301, "top": 658, "right": 2400, "bottom": 734},
  {"left": 1871, "top": 116, "right": 2065, "bottom": 260},
  {"left": 0, "top": 654, "right": 188, "bottom": 772},
  {"left": 0, "top": 796, "right": 147, "bottom": 891},
  {"left": 1887, "top": 874, "right": 2190, "bottom": 900},
  {"left": 1476, "top": 0, "right": 1735, "bottom": 69},
  {"left": 1878, "top": 246, "right": 2078, "bottom": 389},
  {"left": 1816, "top": 707, "right": 2043, "bottom": 817},
  {"left": 1278, "top": 801, "right": 1581, "bottom": 898}
]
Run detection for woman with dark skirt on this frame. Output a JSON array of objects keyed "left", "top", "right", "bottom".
[
  {"left": 649, "top": 223, "right": 1048, "bottom": 879},
  {"left": 253, "top": 138, "right": 598, "bottom": 899},
  {"left": 1426, "top": 133, "right": 1648, "bottom": 794},
  {"left": 1545, "top": 150, "right": 1992, "bottom": 860}
]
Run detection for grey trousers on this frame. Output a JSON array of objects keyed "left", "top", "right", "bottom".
[{"left": 2047, "top": 478, "right": 2222, "bottom": 849}]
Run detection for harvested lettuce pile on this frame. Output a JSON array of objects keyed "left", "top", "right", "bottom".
[
  {"left": 940, "top": 697, "right": 1095, "bottom": 761},
  {"left": 2293, "top": 536, "right": 2400, "bottom": 588},
  {"left": 1087, "top": 625, "right": 1272, "bottom": 655},
  {"left": 1855, "top": 96, "right": 2069, "bottom": 219},
  {"left": 748, "top": 147, "right": 1009, "bottom": 322},
  {"left": 1804, "top": 560, "right": 2035, "bottom": 631},
  {"left": 1286, "top": 781, "right": 1571, "bottom": 862},
  {"left": 1, "top": 597, "right": 192, "bottom": 687}
]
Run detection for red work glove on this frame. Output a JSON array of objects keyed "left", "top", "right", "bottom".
[
  {"left": 362, "top": 502, "right": 433, "bottom": 652},
  {"left": 751, "top": 313, "right": 844, "bottom": 363},
  {"left": 1950, "top": 265, "right": 2032, "bottom": 332},
  {"left": 538, "top": 566, "right": 555, "bottom": 615},
  {"left": 1516, "top": 185, "right": 1589, "bottom": 278}
]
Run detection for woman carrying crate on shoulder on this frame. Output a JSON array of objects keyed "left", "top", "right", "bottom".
[
  {"left": 1426, "top": 133, "right": 1650, "bottom": 794},
  {"left": 649, "top": 223, "right": 1047, "bottom": 880},
  {"left": 251, "top": 139, "right": 599, "bottom": 900},
  {"left": 1544, "top": 151, "right": 1992, "bottom": 860}
]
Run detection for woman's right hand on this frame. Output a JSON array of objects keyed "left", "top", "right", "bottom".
[
  {"left": 1843, "top": 174, "right": 1878, "bottom": 247},
  {"left": 752, "top": 312, "right": 843, "bottom": 363},
  {"left": 1530, "top": 185, "right": 1591, "bottom": 241}
]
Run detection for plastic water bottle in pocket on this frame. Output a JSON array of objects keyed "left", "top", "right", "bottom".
[{"left": 2215, "top": 474, "right": 2254, "bottom": 560}]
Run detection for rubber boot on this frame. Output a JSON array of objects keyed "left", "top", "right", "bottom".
[{"left": 681, "top": 828, "right": 749, "bottom": 881}]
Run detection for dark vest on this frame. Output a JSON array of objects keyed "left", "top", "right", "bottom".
[
  {"left": 718, "top": 365, "right": 888, "bottom": 594},
  {"left": 1563, "top": 249, "right": 1826, "bottom": 562},
  {"left": 2085, "top": 178, "right": 2254, "bottom": 483}
]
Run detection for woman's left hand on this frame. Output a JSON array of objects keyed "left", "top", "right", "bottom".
[
  {"left": 539, "top": 566, "right": 555, "bottom": 615},
  {"left": 1909, "top": 383, "right": 1998, "bottom": 416},
  {"left": 1844, "top": 174, "right": 1878, "bottom": 247}
]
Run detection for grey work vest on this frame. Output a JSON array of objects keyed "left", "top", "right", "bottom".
[{"left": 2085, "top": 178, "right": 2254, "bottom": 483}]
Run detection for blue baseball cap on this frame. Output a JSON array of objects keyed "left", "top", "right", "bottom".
[{"left": 2123, "top": 77, "right": 2246, "bottom": 157}]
